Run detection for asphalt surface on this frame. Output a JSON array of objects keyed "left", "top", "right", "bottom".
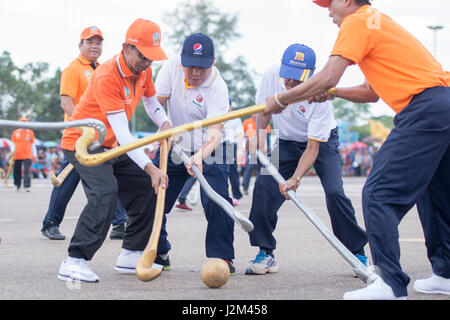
[{"left": 0, "top": 175, "right": 448, "bottom": 302}]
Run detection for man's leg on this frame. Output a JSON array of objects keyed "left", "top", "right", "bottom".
[
  {"left": 42, "top": 159, "right": 80, "bottom": 231},
  {"left": 23, "top": 158, "right": 32, "bottom": 189},
  {"left": 361, "top": 87, "right": 450, "bottom": 297},
  {"left": 314, "top": 129, "right": 367, "bottom": 256},
  {"left": 64, "top": 150, "right": 118, "bottom": 261}
]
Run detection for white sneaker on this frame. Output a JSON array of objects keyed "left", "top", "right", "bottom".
[
  {"left": 414, "top": 274, "right": 450, "bottom": 295},
  {"left": 57, "top": 257, "right": 100, "bottom": 283},
  {"left": 115, "top": 249, "right": 142, "bottom": 274},
  {"left": 343, "top": 277, "right": 407, "bottom": 300}
]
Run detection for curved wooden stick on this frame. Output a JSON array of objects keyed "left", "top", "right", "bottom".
[
  {"left": 74, "top": 88, "right": 337, "bottom": 167},
  {"left": 49, "top": 163, "right": 74, "bottom": 187},
  {"left": 4, "top": 154, "right": 14, "bottom": 188},
  {"left": 135, "top": 139, "right": 168, "bottom": 282}
]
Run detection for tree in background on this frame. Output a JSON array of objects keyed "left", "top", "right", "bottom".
[
  {"left": 0, "top": 51, "right": 61, "bottom": 140},
  {"left": 163, "top": 0, "right": 257, "bottom": 109}
]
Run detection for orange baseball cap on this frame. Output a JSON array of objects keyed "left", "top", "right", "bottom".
[
  {"left": 125, "top": 19, "right": 167, "bottom": 61},
  {"left": 312, "top": 0, "right": 330, "bottom": 7},
  {"left": 19, "top": 116, "right": 29, "bottom": 122},
  {"left": 80, "top": 26, "right": 104, "bottom": 41}
]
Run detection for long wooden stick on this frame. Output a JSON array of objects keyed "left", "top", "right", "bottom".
[
  {"left": 74, "top": 89, "right": 337, "bottom": 167},
  {"left": 135, "top": 139, "right": 168, "bottom": 282}
]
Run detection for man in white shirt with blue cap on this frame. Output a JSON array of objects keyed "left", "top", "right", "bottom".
[
  {"left": 245, "top": 43, "right": 368, "bottom": 275},
  {"left": 152, "top": 33, "right": 236, "bottom": 273}
]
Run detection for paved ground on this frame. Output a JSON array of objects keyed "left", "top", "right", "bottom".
[{"left": 0, "top": 176, "right": 448, "bottom": 302}]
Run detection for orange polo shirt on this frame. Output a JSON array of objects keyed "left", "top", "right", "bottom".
[
  {"left": 331, "top": 5, "right": 449, "bottom": 114},
  {"left": 60, "top": 55, "right": 99, "bottom": 121},
  {"left": 11, "top": 129, "right": 35, "bottom": 160},
  {"left": 243, "top": 117, "right": 270, "bottom": 138},
  {"left": 61, "top": 51, "right": 156, "bottom": 150}
]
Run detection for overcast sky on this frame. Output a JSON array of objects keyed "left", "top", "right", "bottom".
[{"left": 1, "top": 0, "right": 449, "bottom": 117}]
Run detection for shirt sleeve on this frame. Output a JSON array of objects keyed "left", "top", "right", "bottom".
[
  {"left": 307, "top": 101, "right": 334, "bottom": 142},
  {"left": 60, "top": 65, "right": 79, "bottom": 99},
  {"left": 206, "top": 80, "right": 229, "bottom": 119},
  {"left": 155, "top": 59, "right": 173, "bottom": 98},
  {"left": 255, "top": 65, "right": 278, "bottom": 104},
  {"left": 92, "top": 74, "right": 126, "bottom": 114},
  {"left": 143, "top": 68, "right": 156, "bottom": 97},
  {"left": 331, "top": 14, "right": 375, "bottom": 64}
]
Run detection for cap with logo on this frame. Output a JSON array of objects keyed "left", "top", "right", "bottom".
[
  {"left": 181, "top": 33, "right": 215, "bottom": 68},
  {"left": 279, "top": 43, "right": 316, "bottom": 82},
  {"left": 80, "top": 26, "right": 104, "bottom": 41},
  {"left": 125, "top": 18, "right": 167, "bottom": 61}
]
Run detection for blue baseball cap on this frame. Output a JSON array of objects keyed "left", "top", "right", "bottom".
[
  {"left": 181, "top": 33, "right": 215, "bottom": 68},
  {"left": 279, "top": 44, "right": 316, "bottom": 81}
]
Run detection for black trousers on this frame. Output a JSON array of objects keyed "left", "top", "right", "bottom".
[
  {"left": 13, "top": 158, "right": 32, "bottom": 188},
  {"left": 64, "top": 149, "right": 157, "bottom": 261}
]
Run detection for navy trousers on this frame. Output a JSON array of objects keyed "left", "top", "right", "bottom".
[
  {"left": 228, "top": 142, "right": 243, "bottom": 200},
  {"left": 362, "top": 86, "right": 450, "bottom": 297},
  {"left": 41, "top": 159, "right": 128, "bottom": 231},
  {"left": 249, "top": 129, "right": 367, "bottom": 256},
  {"left": 153, "top": 143, "right": 235, "bottom": 260}
]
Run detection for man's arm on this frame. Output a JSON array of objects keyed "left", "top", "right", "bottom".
[
  {"left": 279, "top": 139, "right": 320, "bottom": 200},
  {"left": 60, "top": 95, "right": 76, "bottom": 117},
  {"left": 264, "top": 55, "right": 353, "bottom": 116},
  {"left": 107, "top": 111, "right": 168, "bottom": 194},
  {"left": 185, "top": 123, "right": 223, "bottom": 175},
  {"left": 310, "top": 79, "right": 379, "bottom": 103}
]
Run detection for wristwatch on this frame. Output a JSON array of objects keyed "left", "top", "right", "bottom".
[{"left": 290, "top": 176, "right": 301, "bottom": 188}]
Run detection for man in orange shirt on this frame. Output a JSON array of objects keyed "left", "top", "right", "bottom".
[
  {"left": 57, "top": 19, "right": 170, "bottom": 283},
  {"left": 264, "top": 0, "right": 450, "bottom": 299},
  {"left": 10, "top": 116, "right": 36, "bottom": 192},
  {"left": 41, "top": 26, "right": 128, "bottom": 241}
]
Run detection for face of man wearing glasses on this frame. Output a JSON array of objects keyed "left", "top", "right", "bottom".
[{"left": 123, "top": 43, "right": 153, "bottom": 74}]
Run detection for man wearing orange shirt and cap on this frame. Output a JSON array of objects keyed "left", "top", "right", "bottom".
[
  {"left": 264, "top": 0, "right": 450, "bottom": 299},
  {"left": 41, "top": 26, "right": 128, "bottom": 241},
  {"left": 57, "top": 19, "right": 170, "bottom": 283},
  {"left": 10, "top": 116, "right": 36, "bottom": 192}
]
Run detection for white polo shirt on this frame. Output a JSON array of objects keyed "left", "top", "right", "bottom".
[
  {"left": 224, "top": 117, "right": 244, "bottom": 144},
  {"left": 255, "top": 63, "right": 337, "bottom": 143},
  {"left": 155, "top": 55, "right": 229, "bottom": 152}
]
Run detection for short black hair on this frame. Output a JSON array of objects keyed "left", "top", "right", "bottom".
[{"left": 355, "top": 0, "right": 371, "bottom": 5}]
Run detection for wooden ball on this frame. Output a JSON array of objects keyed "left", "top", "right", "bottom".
[{"left": 201, "top": 258, "right": 230, "bottom": 288}]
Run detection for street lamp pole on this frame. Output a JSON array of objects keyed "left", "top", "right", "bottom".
[{"left": 427, "top": 25, "right": 444, "bottom": 57}]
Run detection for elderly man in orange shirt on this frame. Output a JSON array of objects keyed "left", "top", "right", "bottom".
[
  {"left": 10, "top": 116, "right": 36, "bottom": 192},
  {"left": 57, "top": 19, "right": 170, "bottom": 283},
  {"left": 41, "top": 26, "right": 128, "bottom": 241},
  {"left": 264, "top": 0, "right": 450, "bottom": 299}
]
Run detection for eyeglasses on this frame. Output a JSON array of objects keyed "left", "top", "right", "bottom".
[{"left": 131, "top": 45, "right": 150, "bottom": 62}]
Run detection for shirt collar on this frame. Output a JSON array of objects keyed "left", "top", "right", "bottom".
[
  {"left": 115, "top": 51, "right": 135, "bottom": 78},
  {"left": 77, "top": 55, "right": 99, "bottom": 66}
]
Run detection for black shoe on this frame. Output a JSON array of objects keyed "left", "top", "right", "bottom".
[
  {"left": 225, "top": 259, "right": 236, "bottom": 275},
  {"left": 155, "top": 254, "right": 171, "bottom": 271},
  {"left": 109, "top": 224, "right": 125, "bottom": 240},
  {"left": 42, "top": 225, "right": 65, "bottom": 240}
]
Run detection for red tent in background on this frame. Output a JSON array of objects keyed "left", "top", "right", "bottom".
[
  {"left": 0, "top": 137, "right": 12, "bottom": 149},
  {"left": 351, "top": 141, "right": 367, "bottom": 150}
]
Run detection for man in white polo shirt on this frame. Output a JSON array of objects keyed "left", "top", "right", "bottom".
[
  {"left": 245, "top": 44, "right": 368, "bottom": 275},
  {"left": 153, "top": 33, "right": 236, "bottom": 273}
]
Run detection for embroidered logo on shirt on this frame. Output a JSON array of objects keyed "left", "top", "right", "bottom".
[
  {"left": 193, "top": 94, "right": 204, "bottom": 108},
  {"left": 296, "top": 105, "right": 306, "bottom": 118},
  {"left": 124, "top": 86, "right": 131, "bottom": 99}
]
